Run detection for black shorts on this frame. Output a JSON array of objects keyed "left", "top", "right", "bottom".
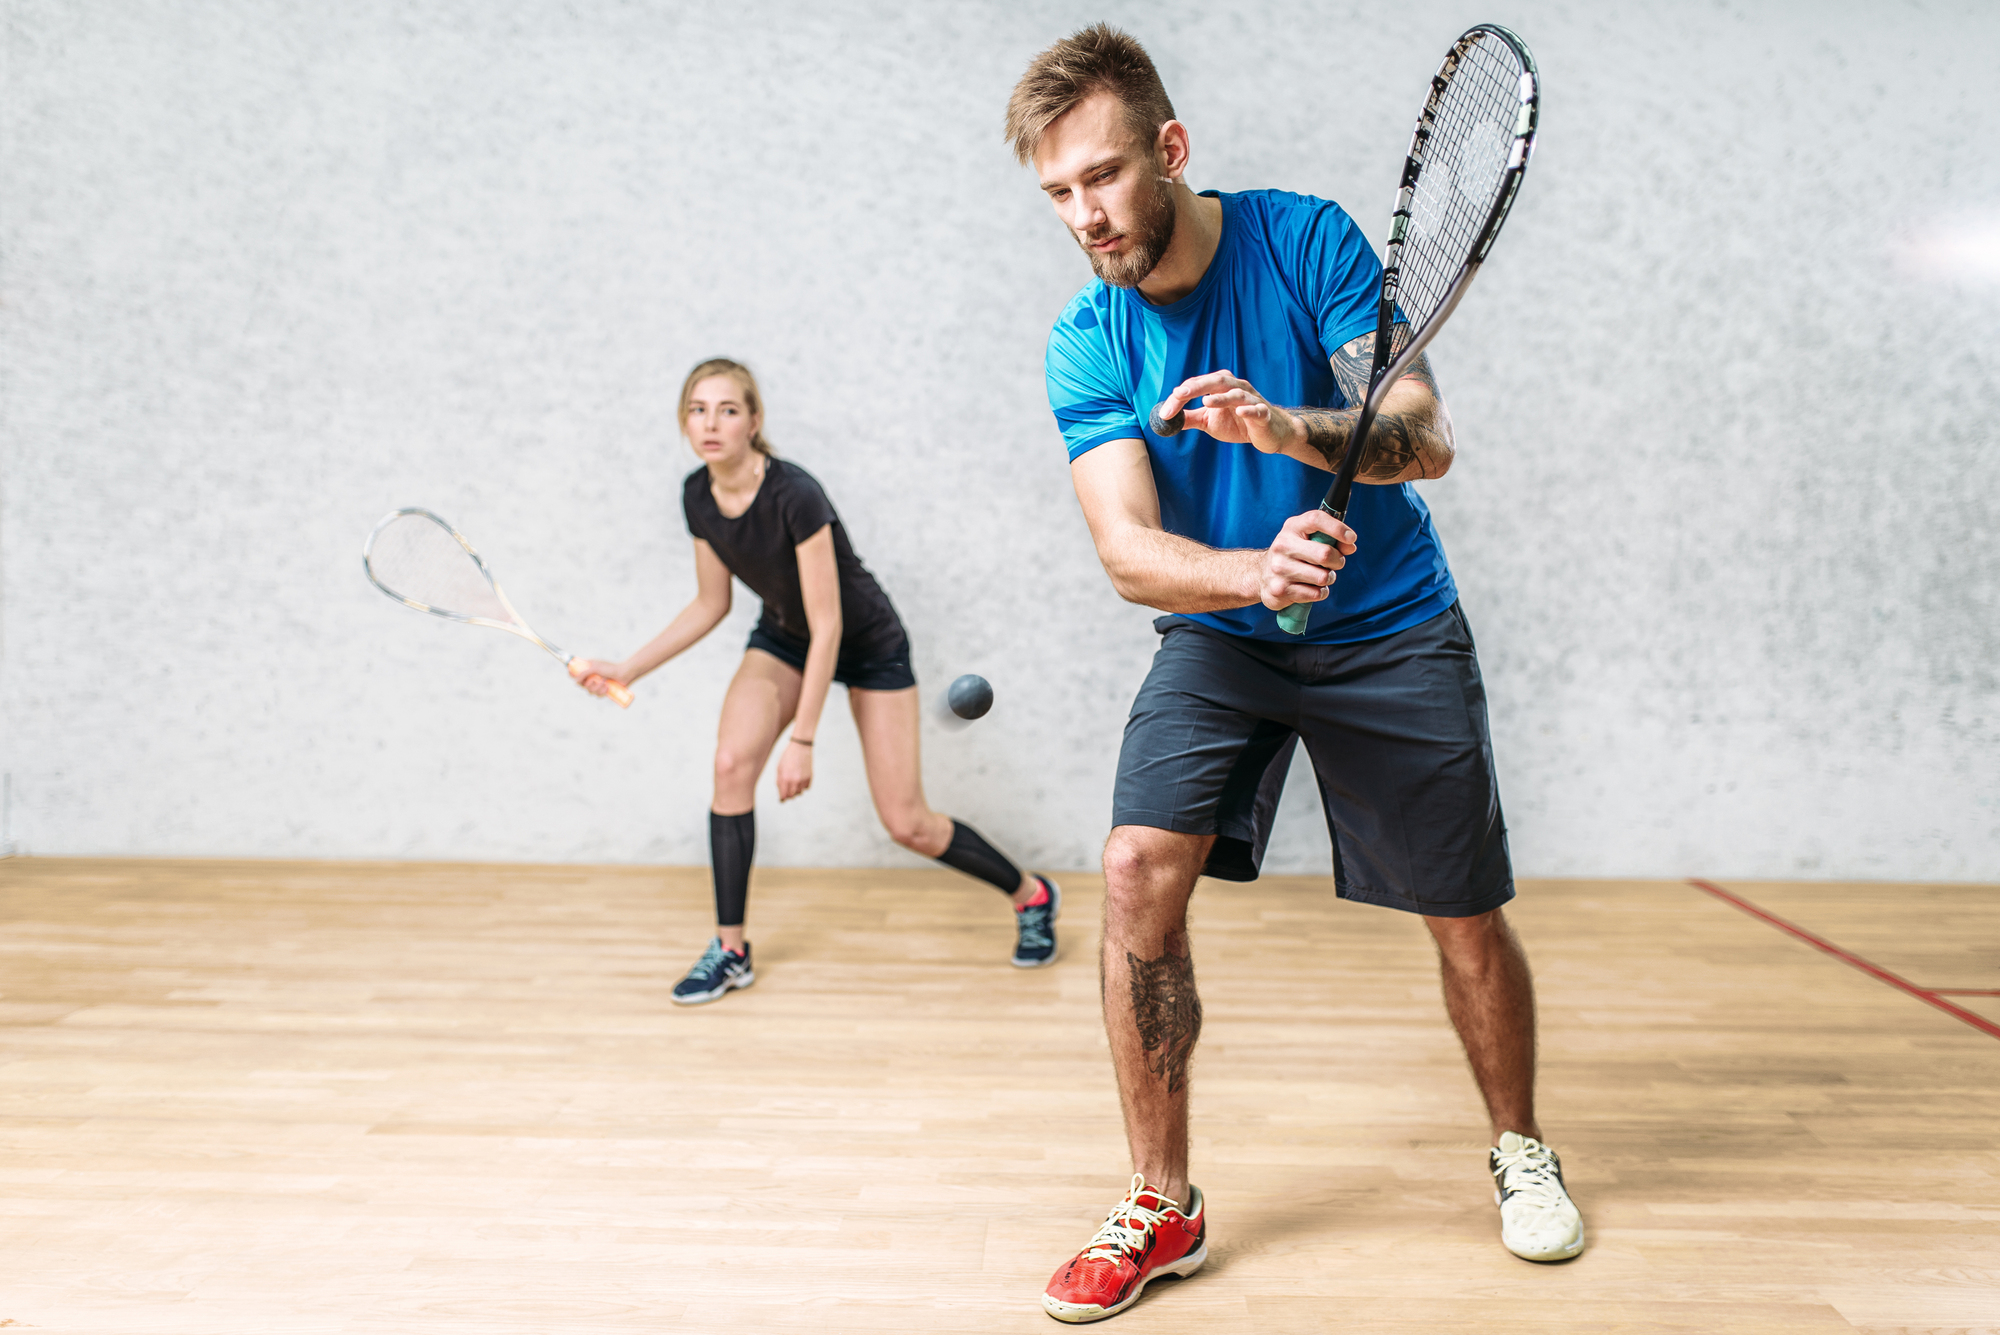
[
  {"left": 1112, "top": 603, "right": 1513, "bottom": 918},
  {"left": 745, "top": 621, "right": 917, "bottom": 692}
]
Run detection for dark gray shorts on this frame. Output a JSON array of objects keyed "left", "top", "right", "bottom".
[{"left": 1112, "top": 603, "right": 1513, "bottom": 918}]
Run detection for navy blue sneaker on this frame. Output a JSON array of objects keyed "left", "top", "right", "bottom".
[
  {"left": 672, "top": 938, "right": 754, "bottom": 1005},
  {"left": 1012, "top": 877, "right": 1060, "bottom": 968}
]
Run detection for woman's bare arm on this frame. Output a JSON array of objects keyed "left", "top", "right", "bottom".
[
  {"left": 593, "top": 539, "right": 734, "bottom": 688},
  {"left": 773, "top": 525, "right": 842, "bottom": 801}
]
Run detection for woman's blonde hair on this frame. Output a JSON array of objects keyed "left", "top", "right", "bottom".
[{"left": 678, "top": 357, "right": 774, "bottom": 456}]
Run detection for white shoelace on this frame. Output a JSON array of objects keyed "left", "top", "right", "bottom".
[
  {"left": 1492, "top": 1138, "right": 1567, "bottom": 1208},
  {"left": 1079, "top": 1175, "right": 1180, "bottom": 1262}
]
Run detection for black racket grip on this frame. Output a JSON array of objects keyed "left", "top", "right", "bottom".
[{"left": 1148, "top": 400, "right": 1184, "bottom": 436}]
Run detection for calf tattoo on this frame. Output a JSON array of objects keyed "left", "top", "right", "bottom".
[{"left": 1126, "top": 948, "right": 1203, "bottom": 1093}]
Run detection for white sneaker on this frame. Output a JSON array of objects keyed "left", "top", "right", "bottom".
[{"left": 1490, "top": 1131, "right": 1585, "bottom": 1261}]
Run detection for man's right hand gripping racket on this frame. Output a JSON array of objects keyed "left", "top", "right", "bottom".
[{"left": 1151, "top": 24, "right": 1540, "bottom": 635}]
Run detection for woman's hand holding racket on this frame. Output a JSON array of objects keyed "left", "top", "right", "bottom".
[
  {"left": 1261, "top": 510, "right": 1355, "bottom": 612},
  {"left": 567, "top": 658, "right": 630, "bottom": 700}
]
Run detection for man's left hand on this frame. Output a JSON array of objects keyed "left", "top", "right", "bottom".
[{"left": 1157, "top": 370, "right": 1301, "bottom": 455}]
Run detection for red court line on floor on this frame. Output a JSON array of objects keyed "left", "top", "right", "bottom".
[{"left": 1688, "top": 878, "right": 2000, "bottom": 1041}]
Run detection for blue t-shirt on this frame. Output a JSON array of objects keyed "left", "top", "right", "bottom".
[{"left": 1045, "top": 188, "right": 1457, "bottom": 643}]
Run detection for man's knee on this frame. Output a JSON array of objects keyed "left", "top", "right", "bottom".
[
  {"left": 1101, "top": 827, "right": 1205, "bottom": 921},
  {"left": 1103, "top": 826, "right": 1179, "bottom": 885},
  {"left": 1426, "top": 906, "right": 1522, "bottom": 965}
]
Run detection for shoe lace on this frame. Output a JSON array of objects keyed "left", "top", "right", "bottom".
[
  {"left": 1493, "top": 1139, "right": 1566, "bottom": 1208},
  {"left": 1017, "top": 906, "right": 1053, "bottom": 950},
  {"left": 1078, "top": 1175, "right": 1178, "bottom": 1263},
  {"left": 687, "top": 938, "right": 728, "bottom": 979}
]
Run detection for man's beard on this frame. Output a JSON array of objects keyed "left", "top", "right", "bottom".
[{"left": 1078, "top": 175, "right": 1178, "bottom": 289}]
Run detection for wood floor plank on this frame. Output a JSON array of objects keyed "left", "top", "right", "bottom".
[{"left": 1, "top": 860, "right": 1996, "bottom": 1333}]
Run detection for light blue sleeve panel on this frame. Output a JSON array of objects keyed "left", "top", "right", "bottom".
[
  {"left": 1276, "top": 195, "right": 1384, "bottom": 375},
  {"left": 1045, "top": 285, "right": 1142, "bottom": 461}
]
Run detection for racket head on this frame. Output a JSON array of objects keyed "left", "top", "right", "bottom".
[
  {"left": 1291, "top": 26, "right": 1539, "bottom": 637},
  {"left": 1385, "top": 25, "right": 1539, "bottom": 343},
  {"left": 362, "top": 508, "right": 527, "bottom": 632},
  {"left": 1331, "top": 24, "right": 1541, "bottom": 502},
  {"left": 364, "top": 508, "right": 634, "bottom": 707}
]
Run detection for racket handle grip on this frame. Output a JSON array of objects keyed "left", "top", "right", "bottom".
[
  {"left": 568, "top": 658, "right": 635, "bottom": 709},
  {"left": 1274, "top": 532, "right": 1337, "bottom": 636}
]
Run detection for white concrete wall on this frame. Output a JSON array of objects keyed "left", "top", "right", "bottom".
[{"left": 3, "top": 0, "right": 1995, "bottom": 879}]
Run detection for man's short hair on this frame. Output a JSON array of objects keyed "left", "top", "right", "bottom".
[{"left": 1004, "top": 23, "right": 1176, "bottom": 166}]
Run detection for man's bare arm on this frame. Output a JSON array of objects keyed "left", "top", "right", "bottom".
[
  {"left": 1069, "top": 439, "right": 1353, "bottom": 615},
  {"left": 1294, "top": 326, "right": 1454, "bottom": 482},
  {"left": 1158, "top": 323, "right": 1455, "bottom": 483}
]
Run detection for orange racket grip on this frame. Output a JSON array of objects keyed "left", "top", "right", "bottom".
[{"left": 568, "top": 659, "right": 634, "bottom": 709}]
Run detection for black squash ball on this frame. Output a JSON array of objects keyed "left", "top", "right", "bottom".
[{"left": 947, "top": 674, "right": 994, "bottom": 721}]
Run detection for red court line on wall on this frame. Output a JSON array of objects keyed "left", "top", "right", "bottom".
[{"left": 1688, "top": 878, "right": 2000, "bottom": 1042}]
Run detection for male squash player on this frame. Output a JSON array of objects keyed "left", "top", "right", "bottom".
[{"left": 1006, "top": 24, "right": 1585, "bottom": 1323}]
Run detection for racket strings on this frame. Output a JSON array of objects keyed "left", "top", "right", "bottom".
[
  {"left": 1396, "top": 33, "right": 1527, "bottom": 330},
  {"left": 365, "top": 513, "right": 515, "bottom": 624}
]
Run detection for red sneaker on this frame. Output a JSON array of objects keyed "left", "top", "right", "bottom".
[{"left": 1042, "top": 1175, "right": 1207, "bottom": 1323}]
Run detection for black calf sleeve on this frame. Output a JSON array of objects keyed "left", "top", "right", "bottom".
[
  {"left": 937, "top": 820, "right": 1023, "bottom": 895},
  {"left": 710, "top": 810, "right": 755, "bottom": 928}
]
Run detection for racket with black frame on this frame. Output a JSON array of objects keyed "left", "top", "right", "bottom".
[
  {"left": 362, "top": 507, "right": 634, "bottom": 707},
  {"left": 1151, "top": 23, "right": 1539, "bottom": 635}
]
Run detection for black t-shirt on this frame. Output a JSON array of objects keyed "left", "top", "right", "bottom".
[{"left": 683, "top": 458, "right": 904, "bottom": 656}]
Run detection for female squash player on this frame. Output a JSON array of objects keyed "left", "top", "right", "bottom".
[{"left": 572, "top": 358, "right": 1059, "bottom": 1003}]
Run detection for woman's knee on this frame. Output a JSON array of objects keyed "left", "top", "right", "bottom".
[
  {"left": 878, "top": 806, "right": 933, "bottom": 851},
  {"left": 713, "top": 746, "right": 759, "bottom": 790}
]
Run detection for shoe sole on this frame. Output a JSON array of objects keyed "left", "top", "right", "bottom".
[
  {"left": 671, "top": 969, "right": 755, "bottom": 1006},
  {"left": 1011, "top": 880, "right": 1061, "bottom": 969},
  {"left": 1041, "top": 1241, "right": 1207, "bottom": 1323},
  {"left": 1504, "top": 1232, "right": 1585, "bottom": 1262}
]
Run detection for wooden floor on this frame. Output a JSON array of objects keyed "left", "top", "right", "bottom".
[{"left": 1, "top": 860, "right": 1996, "bottom": 1334}]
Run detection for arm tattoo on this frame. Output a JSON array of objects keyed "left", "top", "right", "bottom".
[
  {"left": 1126, "top": 947, "right": 1202, "bottom": 1094},
  {"left": 1291, "top": 324, "right": 1451, "bottom": 482}
]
